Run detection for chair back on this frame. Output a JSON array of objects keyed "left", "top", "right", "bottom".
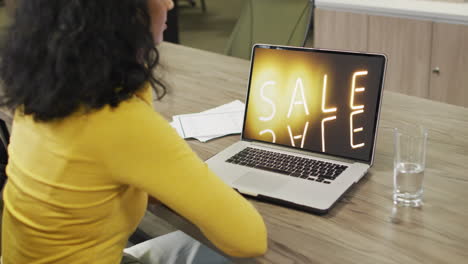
[
  {"left": 0, "top": 119, "right": 9, "bottom": 189},
  {"left": 0, "top": 118, "right": 9, "bottom": 257},
  {"left": 225, "top": 0, "right": 314, "bottom": 60}
]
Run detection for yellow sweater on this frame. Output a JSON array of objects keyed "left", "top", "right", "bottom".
[{"left": 1, "top": 85, "right": 267, "bottom": 264}]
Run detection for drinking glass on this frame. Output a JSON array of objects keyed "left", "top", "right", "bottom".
[{"left": 393, "top": 124, "right": 428, "bottom": 207}]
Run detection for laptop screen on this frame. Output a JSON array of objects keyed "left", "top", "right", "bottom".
[{"left": 242, "top": 45, "right": 386, "bottom": 163}]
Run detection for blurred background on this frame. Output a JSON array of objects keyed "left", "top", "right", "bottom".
[
  {"left": 0, "top": 0, "right": 243, "bottom": 55},
  {"left": 176, "top": 0, "right": 244, "bottom": 54}
]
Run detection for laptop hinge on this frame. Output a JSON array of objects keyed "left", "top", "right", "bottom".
[{"left": 250, "top": 141, "right": 358, "bottom": 165}]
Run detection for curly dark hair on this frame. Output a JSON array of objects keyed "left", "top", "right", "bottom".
[{"left": 0, "top": 0, "right": 166, "bottom": 121}]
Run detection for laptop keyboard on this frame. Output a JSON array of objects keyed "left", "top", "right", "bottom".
[{"left": 225, "top": 147, "right": 348, "bottom": 184}]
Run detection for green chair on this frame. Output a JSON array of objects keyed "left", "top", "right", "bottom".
[{"left": 225, "top": 0, "right": 314, "bottom": 60}]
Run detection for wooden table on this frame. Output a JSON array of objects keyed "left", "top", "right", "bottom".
[
  {"left": 151, "top": 42, "right": 468, "bottom": 263},
  {"left": 0, "top": 41, "right": 465, "bottom": 263}
]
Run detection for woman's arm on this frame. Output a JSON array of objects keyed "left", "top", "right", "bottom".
[{"left": 91, "top": 97, "right": 267, "bottom": 257}]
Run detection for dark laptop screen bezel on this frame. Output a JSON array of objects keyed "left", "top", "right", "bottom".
[{"left": 240, "top": 44, "right": 387, "bottom": 165}]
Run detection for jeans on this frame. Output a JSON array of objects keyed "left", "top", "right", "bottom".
[{"left": 121, "top": 231, "right": 232, "bottom": 264}]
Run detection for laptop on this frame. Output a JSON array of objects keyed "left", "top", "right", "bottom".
[{"left": 206, "top": 44, "right": 387, "bottom": 214}]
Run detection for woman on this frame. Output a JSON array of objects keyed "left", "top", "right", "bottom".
[{"left": 0, "top": 0, "right": 267, "bottom": 263}]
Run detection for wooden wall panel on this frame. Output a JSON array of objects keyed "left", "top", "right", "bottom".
[
  {"left": 368, "top": 15, "right": 432, "bottom": 98},
  {"left": 429, "top": 22, "right": 468, "bottom": 107},
  {"left": 312, "top": 8, "right": 368, "bottom": 52}
]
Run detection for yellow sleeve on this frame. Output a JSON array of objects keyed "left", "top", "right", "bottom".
[{"left": 90, "top": 98, "right": 268, "bottom": 257}]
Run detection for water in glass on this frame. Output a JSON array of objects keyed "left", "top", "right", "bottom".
[{"left": 393, "top": 162, "right": 424, "bottom": 206}]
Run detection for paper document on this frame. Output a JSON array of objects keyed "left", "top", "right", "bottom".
[{"left": 170, "top": 100, "right": 245, "bottom": 142}]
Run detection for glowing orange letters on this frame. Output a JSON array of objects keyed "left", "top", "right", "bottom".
[
  {"left": 287, "top": 78, "right": 310, "bottom": 147},
  {"left": 349, "top": 71, "right": 367, "bottom": 149},
  {"left": 287, "top": 78, "right": 309, "bottom": 118},
  {"left": 259, "top": 81, "right": 276, "bottom": 121},
  {"left": 258, "top": 81, "right": 277, "bottom": 143},
  {"left": 321, "top": 74, "right": 337, "bottom": 152},
  {"left": 287, "top": 122, "right": 309, "bottom": 148},
  {"left": 257, "top": 71, "right": 367, "bottom": 151}
]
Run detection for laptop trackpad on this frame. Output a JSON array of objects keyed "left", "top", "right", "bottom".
[{"left": 233, "top": 172, "right": 287, "bottom": 194}]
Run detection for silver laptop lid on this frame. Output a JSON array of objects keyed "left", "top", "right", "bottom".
[{"left": 241, "top": 44, "right": 387, "bottom": 165}]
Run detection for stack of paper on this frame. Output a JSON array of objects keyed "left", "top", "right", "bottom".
[{"left": 170, "top": 100, "right": 245, "bottom": 142}]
